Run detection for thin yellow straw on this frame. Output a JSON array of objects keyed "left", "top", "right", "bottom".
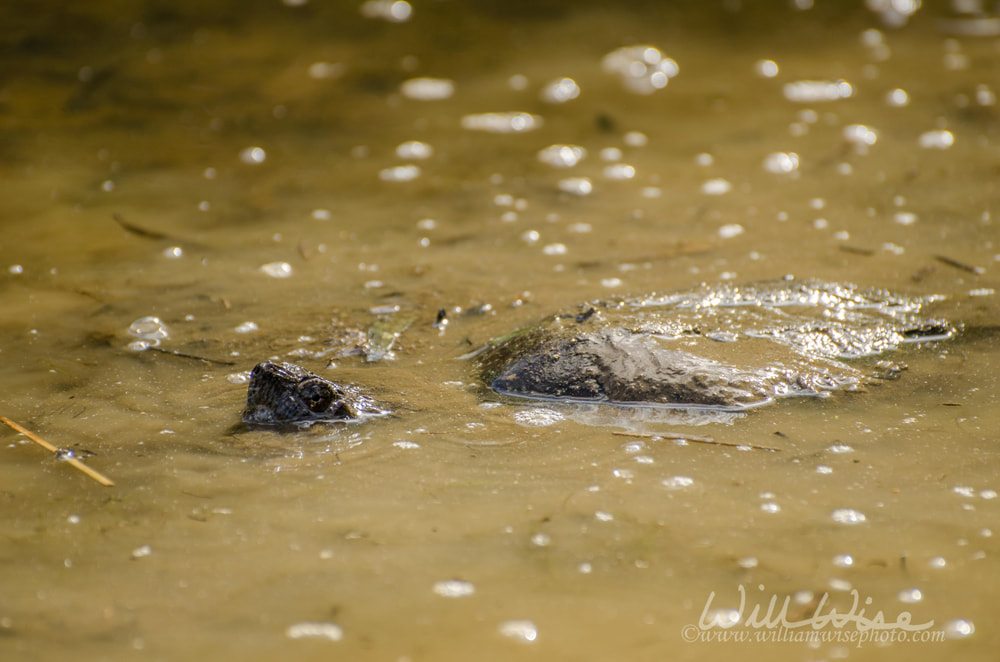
[{"left": 1, "top": 415, "right": 115, "bottom": 486}]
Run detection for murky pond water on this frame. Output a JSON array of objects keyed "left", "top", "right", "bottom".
[{"left": 2, "top": 1, "right": 999, "bottom": 660}]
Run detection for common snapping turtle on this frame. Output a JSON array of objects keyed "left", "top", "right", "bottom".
[
  {"left": 242, "top": 361, "right": 384, "bottom": 426},
  {"left": 478, "top": 279, "right": 953, "bottom": 410}
]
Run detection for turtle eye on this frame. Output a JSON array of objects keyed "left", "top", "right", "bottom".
[{"left": 297, "top": 378, "right": 335, "bottom": 413}]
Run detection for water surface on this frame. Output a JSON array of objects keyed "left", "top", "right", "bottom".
[{"left": 1, "top": 1, "right": 998, "bottom": 660}]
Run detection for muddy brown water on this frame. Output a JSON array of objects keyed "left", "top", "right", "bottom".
[{"left": 1, "top": 2, "right": 999, "bottom": 660}]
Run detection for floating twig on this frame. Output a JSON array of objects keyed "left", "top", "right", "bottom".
[
  {"left": 147, "top": 346, "right": 236, "bottom": 366},
  {"left": 839, "top": 245, "right": 875, "bottom": 256},
  {"left": 1, "top": 415, "right": 114, "bottom": 486},
  {"left": 575, "top": 241, "right": 716, "bottom": 269},
  {"left": 612, "top": 430, "right": 781, "bottom": 452},
  {"left": 112, "top": 212, "right": 171, "bottom": 240},
  {"left": 934, "top": 254, "right": 985, "bottom": 275}
]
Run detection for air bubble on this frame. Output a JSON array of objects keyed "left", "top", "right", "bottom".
[
  {"left": 754, "top": 60, "right": 779, "bottom": 78},
  {"left": 127, "top": 316, "right": 169, "bottom": 350},
  {"left": 228, "top": 371, "right": 252, "bottom": 384},
  {"left": 702, "top": 178, "right": 732, "bottom": 195},
  {"left": 379, "top": 165, "right": 421, "bottom": 182},
  {"left": 396, "top": 141, "right": 433, "bottom": 160},
  {"left": 537, "top": 144, "right": 586, "bottom": 168},
  {"left": 600, "top": 147, "right": 623, "bottom": 161},
  {"left": 831, "top": 508, "right": 866, "bottom": 525},
  {"left": 128, "top": 316, "right": 168, "bottom": 340},
  {"left": 603, "top": 164, "right": 636, "bottom": 180},
  {"left": 432, "top": 579, "right": 475, "bottom": 598},
  {"left": 498, "top": 619, "right": 538, "bottom": 643},
  {"left": 131, "top": 545, "right": 152, "bottom": 559},
  {"left": 602, "top": 45, "right": 678, "bottom": 95},
  {"left": 239, "top": 147, "right": 266, "bottom": 164},
  {"left": 944, "top": 619, "right": 975, "bottom": 639},
  {"left": 260, "top": 262, "right": 293, "bottom": 278},
  {"left": 508, "top": 74, "right": 528, "bottom": 91},
  {"left": 540, "top": 77, "right": 580, "bottom": 104},
  {"left": 763, "top": 152, "right": 799, "bottom": 173},
  {"left": 702, "top": 609, "right": 740, "bottom": 627},
  {"left": 885, "top": 88, "right": 909, "bottom": 107},
  {"left": 308, "top": 62, "right": 344, "bottom": 80},
  {"left": 843, "top": 124, "right": 878, "bottom": 146},
  {"left": 832, "top": 554, "right": 854, "bottom": 567},
  {"left": 718, "top": 224, "right": 744, "bottom": 239},
  {"left": 360, "top": 0, "right": 411, "bottom": 23},
  {"left": 461, "top": 112, "right": 542, "bottom": 133},
  {"left": 662, "top": 476, "right": 694, "bottom": 490},
  {"left": 557, "top": 178, "right": 592, "bottom": 196},
  {"left": 918, "top": 130, "right": 954, "bottom": 149},
  {"left": 623, "top": 131, "right": 648, "bottom": 147},
  {"left": 783, "top": 80, "right": 853, "bottom": 103},
  {"left": 285, "top": 622, "right": 344, "bottom": 641},
  {"left": 400, "top": 77, "right": 454, "bottom": 100}
]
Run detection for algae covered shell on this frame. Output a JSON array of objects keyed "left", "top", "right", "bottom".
[{"left": 477, "top": 279, "right": 953, "bottom": 410}]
